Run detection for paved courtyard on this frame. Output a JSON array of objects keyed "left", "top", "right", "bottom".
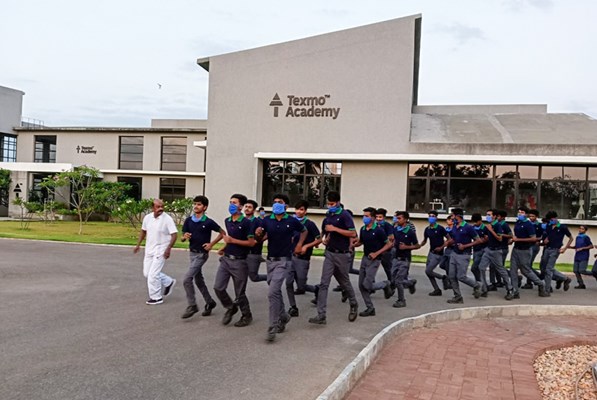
[{"left": 1, "top": 239, "right": 597, "bottom": 400}]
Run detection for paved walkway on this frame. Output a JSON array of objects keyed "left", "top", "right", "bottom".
[{"left": 346, "top": 316, "right": 597, "bottom": 400}]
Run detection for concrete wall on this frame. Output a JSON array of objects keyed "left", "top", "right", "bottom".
[
  {"left": 204, "top": 15, "right": 420, "bottom": 223},
  {"left": 0, "top": 86, "right": 23, "bottom": 134}
]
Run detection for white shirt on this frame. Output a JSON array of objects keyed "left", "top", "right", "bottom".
[{"left": 142, "top": 212, "right": 178, "bottom": 256}]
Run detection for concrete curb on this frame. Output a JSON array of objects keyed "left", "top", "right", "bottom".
[{"left": 316, "top": 304, "right": 597, "bottom": 400}]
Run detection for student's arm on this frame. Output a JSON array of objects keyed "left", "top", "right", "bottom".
[
  {"left": 485, "top": 223, "right": 502, "bottom": 241},
  {"left": 560, "top": 231, "right": 574, "bottom": 254},
  {"left": 204, "top": 228, "right": 225, "bottom": 252},
  {"left": 164, "top": 232, "right": 177, "bottom": 259},
  {"left": 325, "top": 224, "right": 357, "bottom": 238},
  {"left": 133, "top": 229, "right": 146, "bottom": 253},
  {"left": 371, "top": 240, "right": 393, "bottom": 260}
]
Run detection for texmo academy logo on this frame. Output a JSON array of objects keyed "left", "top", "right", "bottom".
[{"left": 269, "top": 93, "right": 341, "bottom": 120}]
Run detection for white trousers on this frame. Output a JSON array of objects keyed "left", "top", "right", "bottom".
[{"left": 143, "top": 253, "right": 174, "bottom": 300}]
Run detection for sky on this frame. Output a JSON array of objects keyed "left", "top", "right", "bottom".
[{"left": 1, "top": 0, "right": 596, "bottom": 127}]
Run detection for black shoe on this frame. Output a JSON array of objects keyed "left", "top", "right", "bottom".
[
  {"left": 332, "top": 285, "right": 343, "bottom": 292},
  {"left": 480, "top": 291, "right": 488, "bottom": 298},
  {"left": 348, "top": 304, "right": 358, "bottom": 322},
  {"left": 442, "top": 276, "right": 450, "bottom": 290},
  {"left": 447, "top": 296, "right": 463, "bottom": 304},
  {"left": 277, "top": 313, "right": 291, "bottom": 333},
  {"left": 383, "top": 281, "right": 395, "bottom": 299},
  {"left": 181, "top": 305, "right": 199, "bottom": 319},
  {"left": 288, "top": 306, "right": 299, "bottom": 317},
  {"left": 393, "top": 299, "right": 406, "bottom": 308},
  {"left": 563, "top": 278, "right": 571, "bottom": 291},
  {"left": 574, "top": 284, "right": 587, "bottom": 289},
  {"left": 146, "top": 298, "right": 164, "bottom": 305},
  {"left": 266, "top": 326, "right": 277, "bottom": 342},
  {"left": 408, "top": 279, "right": 417, "bottom": 295},
  {"left": 308, "top": 315, "right": 327, "bottom": 325},
  {"left": 222, "top": 304, "right": 239, "bottom": 325},
  {"left": 311, "top": 285, "right": 319, "bottom": 305},
  {"left": 234, "top": 314, "right": 253, "bottom": 327},
  {"left": 512, "top": 292, "right": 520, "bottom": 299},
  {"left": 504, "top": 291, "right": 514, "bottom": 301},
  {"left": 341, "top": 290, "right": 348, "bottom": 303},
  {"left": 428, "top": 289, "right": 442, "bottom": 296},
  {"left": 556, "top": 280, "right": 563, "bottom": 290},
  {"left": 487, "top": 284, "right": 498, "bottom": 292},
  {"left": 521, "top": 283, "right": 534, "bottom": 289},
  {"left": 538, "top": 285, "right": 550, "bottom": 297},
  {"left": 473, "top": 284, "right": 481, "bottom": 299},
  {"left": 202, "top": 300, "right": 217, "bottom": 316},
  {"left": 163, "top": 279, "right": 176, "bottom": 297},
  {"left": 517, "top": 276, "right": 522, "bottom": 288},
  {"left": 294, "top": 289, "right": 306, "bottom": 295},
  {"left": 359, "top": 307, "right": 376, "bottom": 317}
]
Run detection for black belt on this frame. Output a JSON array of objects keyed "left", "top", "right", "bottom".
[
  {"left": 249, "top": 250, "right": 263, "bottom": 255},
  {"left": 327, "top": 249, "right": 349, "bottom": 254},
  {"left": 190, "top": 248, "right": 208, "bottom": 255},
  {"left": 488, "top": 247, "right": 501, "bottom": 251},
  {"left": 294, "top": 254, "right": 311, "bottom": 261},
  {"left": 267, "top": 256, "right": 291, "bottom": 262},
  {"left": 394, "top": 257, "right": 409, "bottom": 261},
  {"left": 514, "top": 246, "right": 531, "bottom": 250},
  {"left": 224, "top": 254, "right": 246, "bottom": 260},
  {"left": 453, "top": 251, "right": 471, "bottom": 255}
]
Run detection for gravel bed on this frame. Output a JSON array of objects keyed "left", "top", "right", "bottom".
[{"left": 534, "top": 345, "right": 597, "bottom": 400}]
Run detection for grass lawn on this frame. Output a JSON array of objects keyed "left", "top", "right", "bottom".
[{"left": 0, "top": 220, "right": 576, "bottom": 272}]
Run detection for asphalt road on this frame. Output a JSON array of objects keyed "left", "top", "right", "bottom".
[{"left": 1, "top": 239, "right": 596, "bottom": 400}]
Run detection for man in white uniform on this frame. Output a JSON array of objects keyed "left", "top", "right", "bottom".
[{"left": 134, "top": 199, "right": 178, "bottom": 305}]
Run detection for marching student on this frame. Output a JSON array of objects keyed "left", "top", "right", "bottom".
[
  {"left": 543, "top": 210, "right": 573, "bottom": 294},
  {"left": 568, "top": 225, "right": 593, "bottom": 289},
  {"left": 180, "top": 195, "right": 225, "bottom": 319},
  {"left": 244, "top": 200, "right": 267, "bottom": 283},
  {"left": 522, "top": 209, "right": 543, "bottom": 289},
  {"left": 420, "top": 210, "right": 449, "bottom": 296},
  {"left": 375, "top": 208, "right": 395, "bottom": 284},
  {"left": 470, "top": 213, "right": 488, "bottom": 287},
  {"left": 479, "top": 209, "right": 514, "bottom": 300},
  {"left": 439, "top": 215, "right": 454, "bottom": 290},
  {"left": 391, "top": 211, "right": 420, "bottom": 308}
]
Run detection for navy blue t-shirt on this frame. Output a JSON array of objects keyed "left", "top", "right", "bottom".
[
  {"left": 499, "top": 221, "right": 512, "bottom": 250},
  {"left": 393, "top": 225, "right": 418, "bottom": 260},
  {"left": 473, "top": 224, "right": 488, "bottom": 252},
  {"left": 359, "top": 222, "right": 388, "bottom": 256},
  {"left": 224, "top": 215, "right": 255, "bottom": 257},
  {"left": 545, "top": 223, "right": 572, "bottom": 249},
  {"left": 248, "top": 216, "right": 264, "bottom": 255},
  {"left": 424, "top": 224, "right": 448, "bottom": 255},
  {"left": 532, "top": 221, "right": 544, "bottom": 240},
  {"left": 321, "top": 208, "right": 356, "bottom": 252},
  {"left": 485, "top": 221, "right": 504, "bottom": 249},
  {"left": 450, "top": 222, "right": 479, "bottom": 254},
  {"left": 182, "top": 214, "right": 222, "bottom": 253},
  {"left": 262, "top": 213, "right": 306, "bottom": 258},
  {"left": 513, "top": 219, "right": 536, "bottom": 250},
  {"left": 292, "top": 218, "right": 321, "bottom": 260},
  {"left": 574, "top": 234, "right": 593, "bottom": 262}
]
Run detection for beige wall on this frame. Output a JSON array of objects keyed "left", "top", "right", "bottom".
[{"left": 0, "top": 86, "right": 23, "bottom": 134}]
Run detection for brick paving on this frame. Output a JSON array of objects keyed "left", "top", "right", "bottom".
[{"left": 346, "top": 316, "right": 597, "bottom": 400}]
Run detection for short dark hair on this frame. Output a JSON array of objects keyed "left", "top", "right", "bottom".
[
  {"left": 452, "top": 208, "right": 464, "bottom": 217},
  {"left": 497, "top": 210, "right": 508, "bottom": 218},
  {"left": 528, "top": 209, "right": 540, "bottom": 217},
  {"left": 273, "top": 193, "right": 290, "bottom": 204},
  {"left": 471, "top": 213, "right": 482, "bottom": 222},
  {"left": 486, "top": 208, "right": 497, "bottom": 216},
  {"left": 541, "top": 217, "right": 549, "bottom": 223},
  {"left": 246, "top": 199, "right": 258, "bottom": 209},
  {"left": 545, "top": 210, "right": 558, "bottom": 220},
  {"left": 375, "top": 208, "right": 387, "bottom": 216},
  {"left": 579, "top": 224, "right": 588, "bottom": 231},
  {"left": 518, "top": 206, "right": 529, "bottom": 214},
  {"left": 193, "top": 195, "right": 209, "bottom": 206},
  {"left": 396, "top": 211, "right": 409, "bottom": 219},
  {"left": 230, "top": 193, "right": 247, "bottom": 206},
  {"left": 327, "top": 191, "right": 341, "bottom": 202},
  {"left": 294, "top": 199, "right": 309, "bottom": 210},
  {"left": 363, "top": 207, "right": 377, "bottom": 216},
  {"left": 258, "top": 207, "right": 265, "bottom": 211},
  {"left": 427, "top": 210, "right": 438, "bottom": 216}
]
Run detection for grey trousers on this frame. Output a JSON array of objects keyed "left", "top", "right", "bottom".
[
  {"left": 479, "top": 248, "right": 512, "bottom": 291},
  {"left": 539, "top": 248, "right": 566, "bottom": 283},
  {"left": 183, "top": 252, "right": 214, "bottom": 306},
  {"left": 449, "top": 252, "right": 478, "bottom": 297},
  {"left": 471, "top": 248, "right": 485, "bottom": 282},
  {"left": 213, "top": 256, "right": 251, "bottom": 317},
  {"left": 391, "top": 258, "right": 413, "bottom": 302},
  {"left": 266, "top": 259, "right": 291, "bottom": 327},
  {"left": 544, "top": 248, "right": 566, "bottom": 290},
  {"left": 247, "top": 253, "right": 267, "bottom": 282},
  {"left": 425, "top": 252, "right": 445, "bottom": 291},
  {"left": 286, "top": 256, "right": 316, "bottom": 308},
  {"left": 510, "top": 248, "right": 543, "bottom": 294},
  {"left": 316, "top": 251, "right": 358, "bottom": 317},
  {"left": 573, "top": 259, "right": 591, "bottom": 285},
  {"left": 358, "top": 257, "right": 388, "bottom": 309},
  {"left": 380, "top": 250, "right": 393, "bottom": 281}
]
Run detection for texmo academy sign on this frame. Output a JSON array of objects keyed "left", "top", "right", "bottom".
[{"left": 269, "top": 93, "right": 340, "bottom": 120}]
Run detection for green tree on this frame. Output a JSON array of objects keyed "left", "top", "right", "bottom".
[
  {"left": 85, "top": 181, "right": 131, "bottom": 222},
  {"left": 40, "top": 166, "right": 101, "bottom": 234},
  {"left": 165, "top": 197, "right": 193, "bottom": 225},
  {"left": 112, "top": 198, "right": 153, "bottom": 229},
  {"left": 12, "top": 197, "right": 42, "bottom": 229},
  {"left": 0, "top": 168, "right": 11, "bottom": 208}
]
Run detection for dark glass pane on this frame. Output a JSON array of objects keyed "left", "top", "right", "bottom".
[
  {"left": 286, "top": 161, "right": 305, "bottom": 175},
  {"left": 496, "top": 165, "right": 517, "bottom": 179},
  {"left": 518, "top": 166, "right": 538, "bottom": 179},
  {"left": 428, "top": 164, "right": 447, "bottom": 177},
  {"left": 306, "top": 162, "right": 322, "bottom": 175},
  {"left": 450, "top": 164, "right": 491, "bottom": 178},
  {"left": 429, "top": 179, "right": 448, "bottom": 213},
  {"left": 517, "top": 181, "right": 538, "bottom": 210},
  {"left": 561, "top": 181, "right": 586, "bottom": 219},
  {"left": 121, "top": 136, "right": 143, "bottom": 145},
  {"left": 117, "top": 177, "right": 142, "bottom": 200},
  {"left": 121, "top": 152, "right": 143, "bottom": 162},
  {"left": 587, "top": 183, "right": 597, "bottom": 219},
  {"left": 120, "top": 144, "right": 143, "bottom": 154},
  {"left": 563, "top": 166, "right": 586, "bottom": 180},
  {"left": 263, "top": 174, "right": 283, "bottom": 207},
  {"left": 407, "top": 178, "right": 426, "bottom": 212},
  {"left": 449, "top": 179, "right": 492, "bottom": 214},
  {"left": 163, "top": 145, "right": 187, "bottom": 155},
  {"left": 409, "top": 164, "right": 428, "bottom": 177},
  {"left": 323, "top": 177, "right": 341, "bottom": 204},
  {"left": 120, "top": 161, "right": 143, "bottom": 170},
  {"left": 283, "top": 175, "right": 305, "bottom": 205},
  {"left": 162, "top": 137, "right": 186, "bottom": 146},
  {"left": 496, "top": 180, "right": 516, "bottom": 215},
  {"left": 306, "top": 175, "right": 322, "bottom": 207},
  {"left": 265, "top": 161, "right": 284, "bottom": 175},
  {"left": 589, "top": 168, "right": 597, "bottom": 181},
  {"left": 324, "top": 162, "right": 342, "bottom": 175},
  {"left": 539, "top": 181, "right": 562, "bottom": 216},
  {"left": 162, "top": 154, "right": 186, "bottom": 163},
  {"left": 541, "top": 166, "right": 562, "bottom": 180}
]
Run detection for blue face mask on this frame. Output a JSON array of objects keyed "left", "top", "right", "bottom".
[
  {"left": 578, "top": 233, "right": 586, "bottom": 238},
  {"left": 392, "top": 216, "right": 398, "bottom": 224},
  {"left": 485, "top": 215, "right": 493, "bottom": 223},
  {"left": 549, "top": 219, "right": 557, "bottom": 225},
  {"left": 396, "top": 225, "right": 404, "bottom": 231},
  {"left": 474, "top": 225, "right": 480, "bottom": 230},
  {"left": 445, "top": 226, "right": 452, "bottom": 232},
  {"left": 541, "top": 223, "right": 547, "bottom": 230},
  {"left": 363, "top": 216, "right": 372, "bottom": 225},
  {"left": 272, "top": 203, "right": 286, "bottom": 215},
  {"left": 294, "top": 214, "right": 305, "bottom": 221},
  {"left": 228, "top": 203, "right": 239, "bottom": 215},
  {"left": 517, "top": 214, "right": 526, "bottom": 221},
  {"left": 191, "top": 214, "right": 201, "bottom": 223},
  {"left": 428, "top": 216, "right": 437, "bottom": 224},
  {"left": 259, "top": 211, "right": 265, "bottom": 217}
]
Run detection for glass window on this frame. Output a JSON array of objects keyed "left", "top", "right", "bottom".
[
  {"left": 517, "top": 166, "right": 539, "bottom": 179},
  {"left": 560, "top": 180, "right": 586, "bottom": 219},
  {"left": 495, "top": 165, "right": 517, "bottom": 179},
  {"left": 428, "top": 164, "right": 448, "bottom": 177},
  {"left": 261, "top": 160, "right": 341, "bottom": 208},
  {"left": 589, "top": 168, "right": 597, "bottom": 181},
  {"left": 409, "top": 164, "right": 428, "bottom": 177},
  {"left": 541, "top": 166, "right": 562, "bottom": 180},
  {"left": 407, "top": 178, "right": 426, "bottom": 211},
  {"left": 0, "top": 134, "right": 17, "bottom": 162},
  {"left": 117, "top": 176, "right": 142, "bottom": 201},
  {"left": 449, "top": 179, "right": 492, "bottom": 214},
  {"left": 161, "top": 137, "right": 187, "bottom": 171},
  {"left": 429, "top": 179, "right": 448, "bottom": 213},
  {"left": 159, "top": 178, "right": 186, "bottom": 203},
  {"left": 34, "top": 135, "right": 56, "bottom": 163},
  {"left": 563, "top": 166, "right": 586, "bottom": 180},
  {"left": 496, "top": 180, "right": 516, "bottom": 215},
  {"left": 517, "top": 181, "right": 538, "bottom": 210},
  {"left": 587, "top": 183, "right": 597, "bottom": 219},
  {"left": 119, "top": 136, "right": 143, "bottom": 170},
  {"left": 450, "top": 164, "right": 491, "bottom": 178},
  {"left": 540, "top": 181, "right": 562, "bottom": 216}
]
